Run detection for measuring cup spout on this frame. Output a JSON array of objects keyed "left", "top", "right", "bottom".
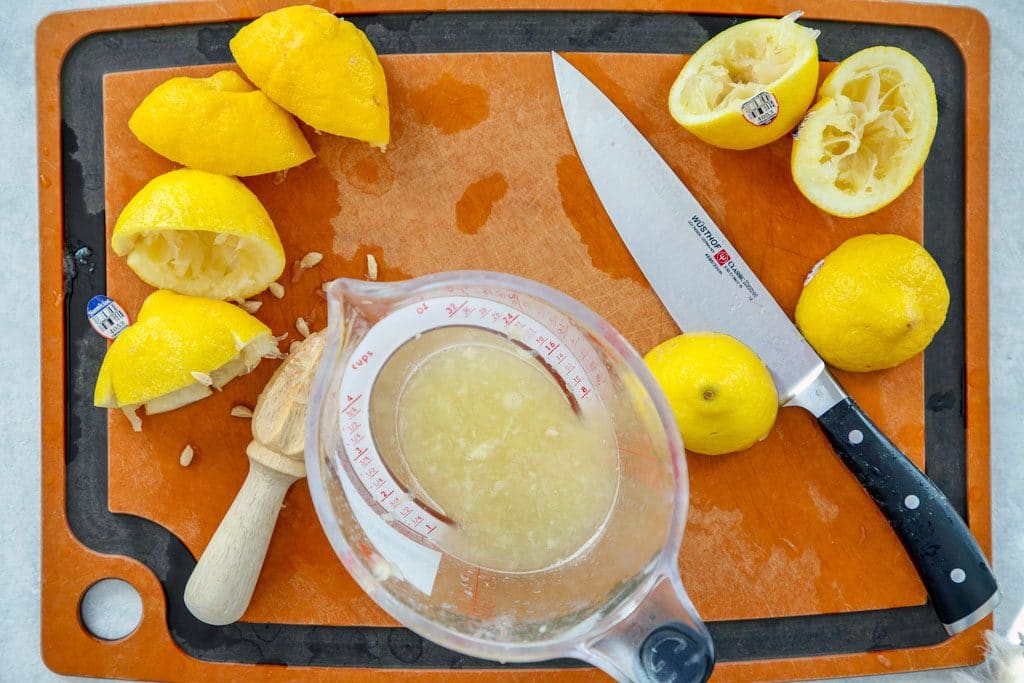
[
  {"left": 323, "top": 277, "right": 417, "bottom": 326},
  {"left": 323, "top": 277, "right": 433, "bottom": 354},
  {"left": 576, "top": 574, "right": 714, "bottom": 683}
]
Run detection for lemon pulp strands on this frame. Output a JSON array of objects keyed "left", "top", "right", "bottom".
[{"left": 792, "top": 46, "right": 937, "bottom": 217}]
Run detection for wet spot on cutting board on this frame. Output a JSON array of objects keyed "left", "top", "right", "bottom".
[
  {"left": 455, "top": 173, "right": 508, "bottom": 234},
  {"left": 243, "top": 155, "right": 342, "bottom": 242},
  {"left": 341, "top": 146, "right": 396, "bottom": 197},
  {"left": 556, "top": 155, "right": 645, "bottom": 286},
  {"left": 926, "top": 390, "right": 957, "bottom": 412},
  {"left": 407, "top": 73, "right": 489, "bottom": 135}
]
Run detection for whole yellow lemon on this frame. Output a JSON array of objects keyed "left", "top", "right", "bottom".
[
  {"left": 645, "top": 332, "right": 778, "bottom": 455},
  {"left": 795, "top": 234, "right": 949, "bottom": 372}
]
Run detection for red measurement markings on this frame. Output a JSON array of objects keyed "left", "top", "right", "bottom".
[
  {"left": 445, "top": 300, "right": 468, "bottom": 318},
  {"left": 351, "top": 351, "right": 374, "bottom": 370},
  {"left": 340, "top": 394, "right": 363, "bottom": 415}
]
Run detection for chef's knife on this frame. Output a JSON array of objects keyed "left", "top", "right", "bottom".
[{"left": 552, "top": 52, "right": 999, "bottom": 636}]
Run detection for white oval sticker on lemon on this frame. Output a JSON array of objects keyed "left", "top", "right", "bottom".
[{"left": 668, "top": 11, "right": 820, "bottom": 150}]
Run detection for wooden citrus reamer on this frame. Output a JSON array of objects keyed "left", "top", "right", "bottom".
[{"left": 184, "top": 331, "right": 325, "bottom": 625}]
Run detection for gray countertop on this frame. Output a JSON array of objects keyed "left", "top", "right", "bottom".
[{"left": 2, "top": 1, "right": 1021, "bottom": 681}]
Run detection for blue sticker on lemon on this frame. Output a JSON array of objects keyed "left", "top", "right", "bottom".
[{"left": 87, "top": 295, "right": 130, "bottom": 339}]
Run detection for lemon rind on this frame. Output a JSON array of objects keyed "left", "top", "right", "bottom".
[{"left": 791, "top": 47, "right": 937, "bottom": 217}]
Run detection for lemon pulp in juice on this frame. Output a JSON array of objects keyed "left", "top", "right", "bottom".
[{"left": 391, "top": 337, "right": 617, "bottom": 573}]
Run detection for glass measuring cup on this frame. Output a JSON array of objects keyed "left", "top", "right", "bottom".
[{"left": 306, "top": 271, "right": 714, "bottom": 682}]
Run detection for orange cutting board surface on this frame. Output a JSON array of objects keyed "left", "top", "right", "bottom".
[
  {"left": 38, "top": 1, "right": 993, "bottom": 682},
  {"left": 103, "top": 53, "right": 929, "bottom": 626}
]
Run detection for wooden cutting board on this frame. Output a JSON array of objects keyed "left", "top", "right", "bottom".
[{"left": 37, "top": 1, "right": 992, "bottom": 681}]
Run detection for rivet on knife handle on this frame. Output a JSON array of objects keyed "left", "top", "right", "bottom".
[{"left": 799, "top": 371, "right": 1000, "bottom": 634}]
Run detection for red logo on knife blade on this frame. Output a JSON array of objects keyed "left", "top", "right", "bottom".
[{"left": 714, "top": 249, "right": 731, "bottom": 266}]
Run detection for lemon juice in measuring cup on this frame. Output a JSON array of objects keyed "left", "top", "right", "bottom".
[
  {"left": 307, "top": 272, "right": 715, "bottom": 682},
  {"left": 370, "top": 325, "right": 618, "bottom": 573}
]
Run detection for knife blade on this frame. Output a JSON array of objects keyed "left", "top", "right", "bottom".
[{"left": 552, "top": 51, "right": 999, "bottom": 635}]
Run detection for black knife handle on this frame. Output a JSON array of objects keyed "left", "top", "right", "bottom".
[{"left": 818, "top": 397, "right": 999, "bottom": 633}]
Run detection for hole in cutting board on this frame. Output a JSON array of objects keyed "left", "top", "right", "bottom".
[{"left": 79, "top": 578, "right": 143, "bottom": 641}]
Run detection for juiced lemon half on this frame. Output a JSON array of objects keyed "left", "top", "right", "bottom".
[
  {"left": 94, "top": 290, "right": 281, "bottom": 430},
  {"left": 112, "top": 169, "right": 285, "bottom": 300},
  {"left": 128, "top": 70, "right": 314, "bottom": 176},
  {"left": 230, "top": 5, "right": 390, "bottom": 146},
  {"left": 791, "top": 46, "right": 937, "bottom": 217},
  {"left": 668, "top": 11, "right": 820, "bottom": 150}
]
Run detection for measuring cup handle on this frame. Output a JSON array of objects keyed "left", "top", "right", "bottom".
[{"left": 577, "top": 575, "right": 714, "bottom": 682}]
